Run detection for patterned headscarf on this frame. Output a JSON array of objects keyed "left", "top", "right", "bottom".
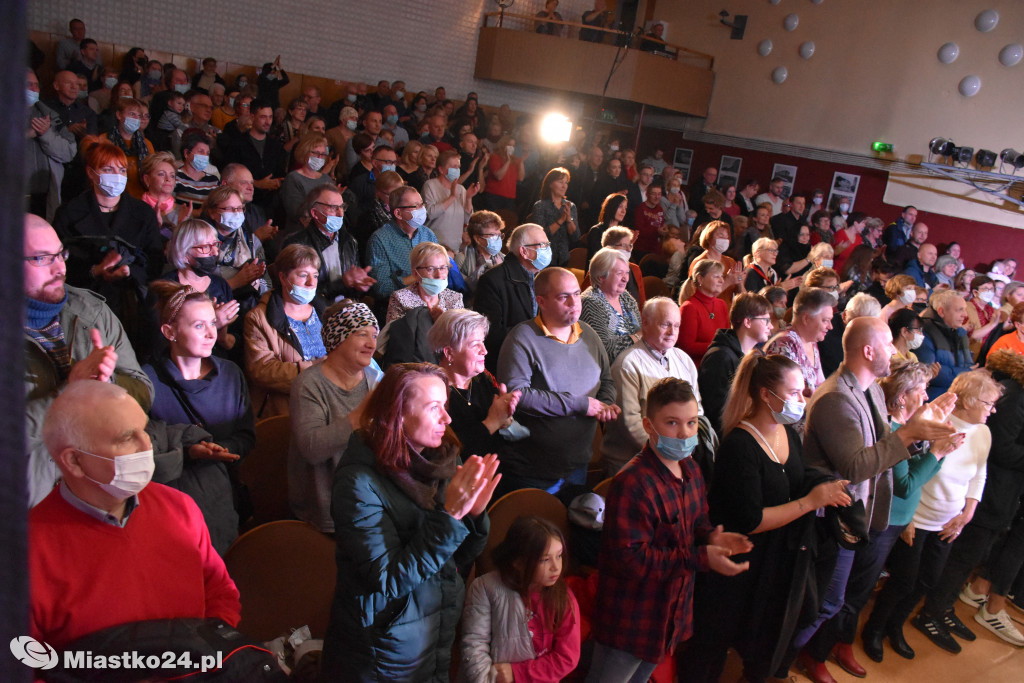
[{"left": 322, "top": 302, "right": 379, "bottom": 353}]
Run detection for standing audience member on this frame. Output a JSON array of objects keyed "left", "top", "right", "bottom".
[
  {"left": 586, "top": 194, "right": 629, "bottom": 261},
  {"left": 754, "top": 177, "right": 786, "bottom": 216},
  {"left": 633, "top": 184, "right": 666, "bottom": 257},
  {"left": 917, "top": 290, "right": 974, "bottom": 398},
  {"left": 279, "top": 133, "right": 336, "bottom": 233},
  {"left": 455, "top": 210, "right": 505, "bottom": 299},
  {"left": 321, "top": 364, "right": 498, "bottom": 680},
  {"left": 423, "top": 149, "right": 476, "bottom": 252},
  {"left": 601, "top": 297, "right": 702, "bottom": 476},
  {"left": 288, "top": 302, "right": 380, "bottom": 534},
  {"left": 497, "top": 268, "right": 619, "bottom": 494},
  {"left": 987, "top": 302, "right": 1024, "bottom": 358},
  {"left": 530, "top": 167, "right": 580, "bottom": 269},
  {"left": 678, "top": 259, "right": 729, "bottom": 364},
  {"left": 963, "top": 275, "right": 1006, "bottom": 359},
  {"left": 26, "top": 69, "right": 77, "bottom": 221},
  {"left": 102, "top": 97, "right": 153, "bottom": 198},
  {"left": 764, "top": 288, "right": 833, "bottom": 399},
  {"left": 367, "top": 186, "right": 440, "bottom": 303},
  {"left": 581, "top": 247, "right": 642, "bottom": 363},
  {"left": 879, "top": 274, "right": 918, "bottom": 323},
  {"left": 218, "top": 100, "right": 287, "bottom": 212},
  {"left": 588, "top": 378, "right": 752, "bottom": 683}
]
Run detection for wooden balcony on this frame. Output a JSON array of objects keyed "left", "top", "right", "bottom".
[{"left": 474, "top": 17, "right": 715, "bottom": 118}]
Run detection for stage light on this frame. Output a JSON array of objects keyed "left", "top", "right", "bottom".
[
  {"left": 974, "top": 149, "right": 997, "bottom": 168},
  {"left": 929, "top": 137, "right": 956, "bottom": 156},
  {"left": 540, "top": 113, "right": 572, "bottom": 143},
  {"left": 1000, "top": 148, "right": 1024, "bottom": 170},
  {"left": 952, "top": 146, "right": 974, "bottom": 164}
]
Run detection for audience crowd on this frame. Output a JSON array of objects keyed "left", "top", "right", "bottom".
[{"left": 22, "top": 20, "right": 1024, "bottom": 682}]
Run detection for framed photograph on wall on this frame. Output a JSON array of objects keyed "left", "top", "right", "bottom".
[
  {"left": 827, "top": 172, "right": 860, "bottom": 213},
  {"left": 673, "top": 148, "right": 694, "bottom": 184},
  {"left": 771, "top": 163, "right": 798, "bottom": 199},
  {"left": 719, "top": 156, "right": 742, "bottom": 189}
]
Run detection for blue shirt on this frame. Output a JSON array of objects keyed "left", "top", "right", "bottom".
[
  {"left": 60, "top": 481, "right": 139, "bottom": 528},
  {"left": 366, "top": 221, "right": 439, "bottom": 300},
  {"left": 287, "top": 311, "right": 327, "bottom": 360}
]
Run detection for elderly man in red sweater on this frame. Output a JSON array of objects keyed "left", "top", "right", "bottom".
[{"left": 29, "top": 380, "right": 240, "bottom": 650}]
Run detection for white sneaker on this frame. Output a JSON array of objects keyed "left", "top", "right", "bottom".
[
  {"left": 975, "top": 605, "right": 1024, "bottom": 646},
  {"left": 959, "top": 582, "right": 989, "bottom": 609}
]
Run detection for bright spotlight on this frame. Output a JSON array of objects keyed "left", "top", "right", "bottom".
[{"left": 540, "top": 113, "right": 573, "bottom": 143}]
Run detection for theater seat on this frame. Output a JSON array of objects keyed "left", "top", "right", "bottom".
[
  {"left": 477, "top": 489, "right": 569, "bottom": 576},
  {"left": 239, "top": 415, "right": 291, "bottom": 527}
]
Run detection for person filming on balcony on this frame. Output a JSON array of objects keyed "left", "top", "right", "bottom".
[{"left": 536, "top": 0, "right": 568, "bottom": 37}]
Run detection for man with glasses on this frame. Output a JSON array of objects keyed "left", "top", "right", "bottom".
[
  {"left": 349, "top": 144, "right": 398, "bottom": 224},
  {"left": 23, "top": 215, "right": 153, "bottom": 507},
  {"left": 284, "top": 186, "right": 373, "bottom": 303},
  {"left": 476, "top": 223, "right": 553, "bottom": 372},
  {"left": 603, "top": 296, "right": 706, "bottom": 475},
  {"left": 367, "top": 186, "right": 439, "bottom": 304},
  {"left": 698, "top": 292, "right": 774, "bottom": 435}
]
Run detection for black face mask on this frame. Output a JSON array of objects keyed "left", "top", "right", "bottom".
[
  {"left": 192, "top": 255, "right": 220, "bottom": 277},
  {"left": 911, "top": 302, "right": 927, "bottom": 314}
]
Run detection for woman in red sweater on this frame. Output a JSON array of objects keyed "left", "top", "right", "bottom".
[{"left": 678, "top": 259, "right": 729, "bottom": 363}]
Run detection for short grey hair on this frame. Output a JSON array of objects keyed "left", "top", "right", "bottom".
[
  {"left": 507, "top": 223, "right": 544, "bottom": 253},
  {"left": 809, "top": 242, "right": 834, "bottom": 263},
  {"left": 209, "top": 82, "right": 226, "bottom": 96},
  {"left": 865, "top": 217, "right": 884, "bottom": 231},
  {"left": 1002, "top": 280, "right": 1024, "bottom": 306},
  {"left": 844, "top": 293, "right": 881, "bottom": 320},
  {"left": 831, "top": 215, "right": 847, "bottom": 231},
  {"left": 642, "top": 296, "right": 677, "bottom": 321},
  {"left": 168, "top": 218, "right": 218, "bottom": 271},
  {"left": 589, "top": 247, "right": 629, "bottom": 288},
  {"left": 601, "top": 226, "right": 633, "bottom": 247},
  {"left": 43, "top": 380, "right": 129, "bottom": 459},
  {"left": 426, "top": 308, "right": 490, "bottom": 353},
  {"left": 752, "top": 237, "right": 777, "bottom": 256},
  {"left": 935, "top": 254, "right": 958, "bottom": 272}
]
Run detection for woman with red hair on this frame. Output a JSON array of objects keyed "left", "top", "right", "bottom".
[
  {"left": 322, "top": 362, "right": 501, "bottom": 681},
  {"left": 52, "top": 136, "right": 164, "bottom": 347}
]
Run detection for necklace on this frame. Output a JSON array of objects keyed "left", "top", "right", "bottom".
[
  {"left": 692, "top": 292, "right": 716, "bottom": 320},
  {"left": 740, "top": 420, "right": 784, "bottom": 465},
  {"left": 451, "top": 377, "right": 473, "bottom": 405}
]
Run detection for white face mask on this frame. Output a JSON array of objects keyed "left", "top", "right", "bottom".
[
  {"left": 907, "top": 331, "right": 924, "bottom": 350},
  {"left": 506, "top": 145, "right": 515, "bottom": 156},
  {"left": 220, "top": 211, "right": 245, "bottom": 232},
  {"left": 78, "top": 448, "right": 155, "bottom": 499},
  {"left": 977, "top": 290, "right": 994, "bottom": 305},
  {"left": 308, "top": 155, "right": 325, "bottom": 172},
  {"left": 821, "top": 258, "right": 834, "bottom": 269},
  {"left": 900, "top": 289, "right": 916, "bottom": 306},
  {"left": 714, "top": 238, "right": 730, "bottom": 253}
]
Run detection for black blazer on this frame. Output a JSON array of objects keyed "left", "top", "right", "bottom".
[{"left": 475, "top": 256, "right": 537, "bottom": 373}]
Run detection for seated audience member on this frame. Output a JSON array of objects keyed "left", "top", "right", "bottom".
[
  {"left": 840, "top": 244, "right": 875, "bottom": 297},
  {"left": 682, "top": 353, "right": 852, "bottom": 683},
  {"left": 288, "top": 302, "right": 380, "bottom": 533},
  {"left": 24, "top": 215, "right": 153, "bottom": 506},
  {"left": 917, "top": 290, "right": 974, "bottom": 398},
  {"left": 244, "top": 245, "right": 328, "bottom": 419},
  {"left": 428, "top": 309, "right": 521, "bottom": 465},
  {"left": 903, "top": 242, "right": 939, "bottom": 290},
  {"left": 586, "top": 194, "right": 629, "bottom": 261},
  {"left": 101, "top": 97, "right": 154, "bottom": 198},
  {"left": 29, "top": 380, "right": 240, "bottom": 649},
  {"left": 412, "top": 143, "right": 440, "bottom": 191},
  {"left": 190, "top": 57, "right": 225, "bottom": 94},
  {"left": 209, "top": 83, "right": 234, "bottom": 130},
  {"left": 53, "top": 136, "right": 164, "bottom": 345},
  {"left": 661, "top": 174, "right": 689, "bottom": 230},
  {"left": 423, "top": 149, "right": 476, "bottom": 252},
  {"left": 963, "top": 275, "right": 1007, "bottom": 359},
  {"left": 860, "top": 366, "right": 985, "bottom": 660},
  {"left": 765, "top": 287, "right": 833, "bottom": 398},
  {"left": 353, "top": 169, "right": 404, "bottom": 248},
  {"left": 529, "top": 167, "right": 580, "bottom": 269},
  {"left": 217, "top": 100, "right": 286, "bottom": 212},
  {"left": 863, "top": 256, "right": 896, "bottom": 304},
  {"left": 693, "top": 188, "right": 733, "bottom": 234},
  {"left": 999, "top": 281, "right": 1024, "bottom": 318},
  {"left": 602, "top": 297, "right": 703, "bottom": 475},
  {"left": 761, "top": 285, "right": 789, "bottom": 335},
  {"left": 808, "top": 209, "right": 834, "bottom": 245},
  {"left": 283, "top": 185, "right": 373, "bottom": 303},
  {"left": 720, "top": 183, "right": 740, "bottom": 218},
  {"left": 140, "top": 151, "right": 189, "bottom": 234},
  {"left": 831, "top": 212, "right": 866, "bottom": 272},
  {"left": 745, "top": 237, "right": 798, "bottom": 294},
  {"left": 386, "top": 241, "right": 464, "bottom": 324},
  {"left": 589, "top": 378, "right": 752, "bottom": 683},
  {"left": 275, "top": 97, "right": 308, "bottom": 154},
  {"left": 476, "top": 223, "right": 551, "bottom": 371},
  {"left": 26, "top": 69, "right": 77, "bottom": 221},
  {"left": 280, "top": 132, "right": 336, "bottom": 233},
  {"left": 594, "top": 227, "right": 646, "bottom": 305},
  {"left": 581, "top": 247, "right": 642, "bottom": 363},
  {"left": 367, "top": 186, "right": 440, "bottom": 303},
  {"left": 880, "top": 273, "right": 918, "bottom": 323},
  {"left": 954, "top": 267, "right": 976, "bottom": 301},
  {"left": 497, "top": 268, "right": 619, "bottom": 494},
  {"left": 890, "top": 221, "right": 929, "bottom": 271},
  {"left": 678, "top": 259, "right": 729, "bottom": 364},
  {"left": 174, "top": 129, "right": 219, "bottom": 205},
  {"left": 396, "top": 138, "right": 422, "bottom": 183},
  {"left": 739, "top": 204, "right": 774, "bottom": 259},
  {"left": 199, "top": 185, "right": 272, "bottom": 315},
  {"left": 456, "top": 210, "right": 505, "bottom": 299},
  {"left": 461, "top": 516, "right": 581, "bottom": 682},
  {"left": 220, "top": 163, "right": 277, "bottom": 260},
  {"left": 699, "top": 293, "right": 773, "bottom": 434},
  {"left": 687, "top": 221, "right": 742, "bottom": 302},
  {"left": 934, "top": 254, "right": 959, "bottom": 288},
  {"left": 987, "top": 302, "right": 1024, "bottom": 358},
  {"left": 321, "top": 364, "right": 496, "bottom": 680},
  {"left": 349, "top": 144, "right": 398, "bottom": 225},
  {"left": 144, "top": 282, "right": 255, "bottom": 554},
  {"left": 161, "top": 219, "right": 240, "bottom": 352},
  {"left": 919, "top": 350, "right": 1024, "bottom": 651}
]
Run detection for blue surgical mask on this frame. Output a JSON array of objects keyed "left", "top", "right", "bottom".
[
  {"left": 769, "top": 390, "right": 805, "bottom": 425},
  {"left": 323, "top": 214, "right": 344, "bottom": 233},
  {"left": 289, "top": 284, "right": 317, "bottom": 305},
  {"left": 419, "top": 277, "right": 447, "bottom": 296},
  {"left": 77, "top": 89, "right": 89, "bottom": 100},
  {"left": 653, "top": 432, "right": 699, "bottom": 461},
  {"left": 530, "top": 244, "right": 552, "bottom": 270},
  {"left": 122, "top": 116, "right": 141, "bottom": 134},
  {"left": 386, "top": 114, "right": 399, "bottom": 125},
  {"left": 237, "top": 79, "right": 248, "bottom": 90},
  {"left": 686, "top": 216, "right": 696, "bottom": 227},
  {"left": 104, "top": 76, "right": 118, "bottom": 90},
  {"left": 173, "top": 83, "right": 190, "bottom": 94},
  {"left": 381, "top": 163, "right": 396, "bottom": 173},
  {"left": 97, "top": 173, "right": 127, "bottom": 197},
  {"left": 148, "top": 69, "right": 163, "bottom": 81},
  {"left": 191, "top": 154, "right": 209, "bottom": 172},
  {"left": 409, "top": 206, "right": 428, "bottom": 228},
  {"left": 394, "top": 90, "right": 405, "bottom": 99},
  {"left": 26, "top": 89, "right": 39, "bottom": 106},
  {"left": 345, "top": 119, "right": 357, "bottom": 131},
  {"left": 346, "top": 93, "right": 357, "bottom": 103},
  {"left": 308, "top": 155, "right": 325, "bottom": 172},
  {"left": 445, "top": 167, "right": 460, "bottom": 182},
  {"left": 484, "top": 235, "right": 503, "bottom": 256}
]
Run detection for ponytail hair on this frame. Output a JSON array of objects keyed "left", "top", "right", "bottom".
[{"left": 719, "top": 351, "right": 801, "bottom": 436}]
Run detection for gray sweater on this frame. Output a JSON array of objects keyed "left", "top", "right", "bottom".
[{"left": 497, "top": 319, "right": 615, "bottom": 480}]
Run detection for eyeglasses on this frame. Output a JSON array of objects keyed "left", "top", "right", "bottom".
[
  {"left": 309, "top": 151, "right": 328, "bottom": 159},
  {"left": 217, "top": 206, "right": 245, "bottom": 214},
  {"left": 823, "top": 284, "right": 840, "bottom": 292},
  {"left": 25, "top": 249, "right": 69, "bottom": 267},
  {"left": 314, "top": 201, "right": 344, "bottom": 215},
  {"left": 524, "top": 242, "right": 552, "bottom": 250},
  {"left": 190, "top": 243, "right": 220, "bottom": 255},
  {"left": 396, "top": 203, "right": 425, "bottom": 210},
  {"left": 415, "top": 264, "right": 449, "bottom": 276},
  {"left": 749, "top": 316, "right": 772, "bottom": 324},
  {"left": 761, "top": 248, "right": 779, "bottom": 254}
]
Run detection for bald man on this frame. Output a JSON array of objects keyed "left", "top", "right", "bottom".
[
  {"left": 46, "top": 70, "right": 97, "bottom": 140},
  {"left": 790, "top": 316, "right": 957, "bottom": 680},
  {"left": 24, "top": 215, "right": 153, "bottom": 506}
]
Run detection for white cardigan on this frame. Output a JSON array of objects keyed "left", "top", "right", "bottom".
[
  {"left": 913, "top": 414, "right": 989, "bottom": 531},
  {"left": 459, "top": 571, "right": 536, "bottom": 683}
]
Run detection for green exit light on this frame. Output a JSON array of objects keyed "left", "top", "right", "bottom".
[{"left": 873, "top": 142, "right": 893, "bottom": 153}]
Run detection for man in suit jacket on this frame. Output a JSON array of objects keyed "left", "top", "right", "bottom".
[
  {"left": 792, "top": 317, "right": 956, "bottom": 681},
  {"left": 475, "top": 223, "right": 548, "bottom": 372}
]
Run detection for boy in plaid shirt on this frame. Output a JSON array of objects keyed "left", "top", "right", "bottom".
[{"left": 588, "top": 378, "right": 752, "bottom": 682}]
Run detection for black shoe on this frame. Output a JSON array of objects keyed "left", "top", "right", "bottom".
[
  {"left": 943, "top": 610, "right": 977, "bottom": 641},
  {"left": 913, "top": 612, "right": 961, "bottom": 654},
  {"left": 886, "top": 625, "right": 916, "bottom": 659},
  {"left": 861, "top": 627, "right": 884, "bottom": 663}
]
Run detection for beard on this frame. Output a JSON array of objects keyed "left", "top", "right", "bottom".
[{"left": 31, "top": 277, "right": 66, "bottom": 304}]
